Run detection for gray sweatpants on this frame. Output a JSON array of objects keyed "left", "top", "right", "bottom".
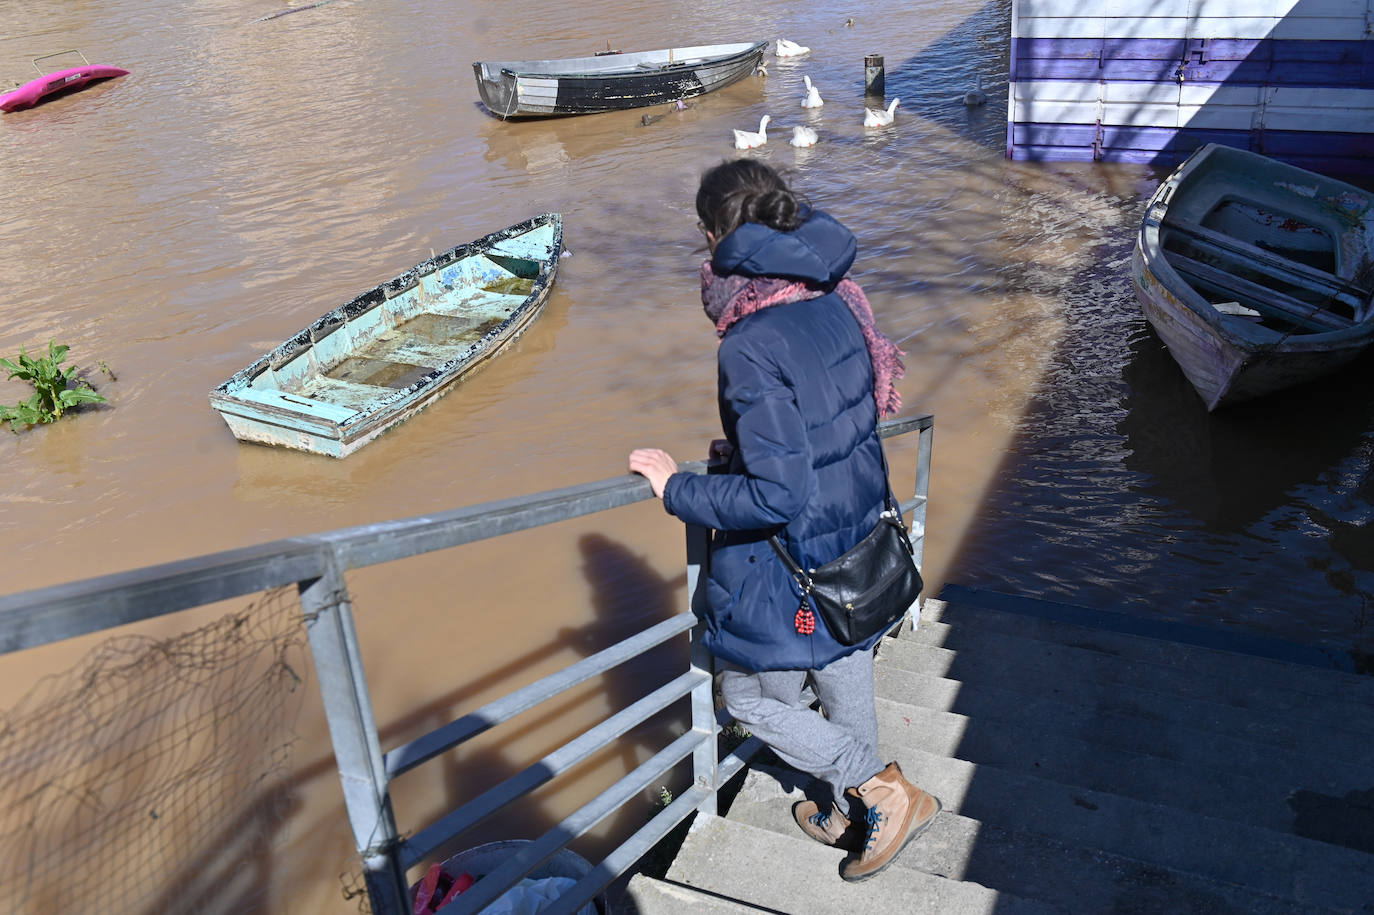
[{"left": 718, "top": 648, "right": 885, "bottom": 816}]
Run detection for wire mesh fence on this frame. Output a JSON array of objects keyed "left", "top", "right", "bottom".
[{"left": 0, "top": 587, "right": 307, "bottom": 914}]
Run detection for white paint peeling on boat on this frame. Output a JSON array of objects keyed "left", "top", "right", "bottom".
[{"left": 1275, "top": 182, "right": 1318, "bottom": 198}]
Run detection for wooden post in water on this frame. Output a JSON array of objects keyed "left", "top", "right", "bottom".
[{"left": 864, "top": 54, "right": 885, "bottom": 97}]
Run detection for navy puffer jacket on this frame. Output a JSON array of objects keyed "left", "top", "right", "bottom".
[{"left": 661, "top": 209, "right": 889, "bottom": 671}]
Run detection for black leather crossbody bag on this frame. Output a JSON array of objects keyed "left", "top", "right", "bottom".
[{"left": 768, "top": 435, "right": 923, "bottom": 646}]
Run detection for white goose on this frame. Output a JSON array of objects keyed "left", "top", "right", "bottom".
[
  {"left": 863, "top": 97, "right": 900, "bottom": 127},
  {"left": 733, "top": 115, "right": 771, "bottom": 149},
  {"left": 776, "top": 38, "right": 810, "bottom": 57},
  {"left": 790, "top": 125, "right": 818, "bottom": 147},
  {"left": 801, "top": 74, "right": 823, "bottom": 108}
]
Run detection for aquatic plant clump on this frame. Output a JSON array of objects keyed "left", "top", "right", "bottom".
[{"left": 0, "top": 339, "right": 107, "bottom": 431}]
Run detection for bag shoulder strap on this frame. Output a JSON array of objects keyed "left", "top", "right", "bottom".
[
  {"left": 768, "top": 534, "right": 810, "bottom": 587},
  {"left": 769, "top": 403, "right": 900, "bottom": 582}
]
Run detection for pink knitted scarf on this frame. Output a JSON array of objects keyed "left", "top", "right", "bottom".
[{"left": 700, "top": 260, "right": 906, "bottom": 416}]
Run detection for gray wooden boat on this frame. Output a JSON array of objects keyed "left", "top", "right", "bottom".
[
  {"left": 1131, "top": 144, "right": 1374, "bottom": 411},
  {"left": 210, "top": 214, "right": 562, "bottom": 457},
  {"left": 473, "top": 41, "right": 766, "bottom": 119}
]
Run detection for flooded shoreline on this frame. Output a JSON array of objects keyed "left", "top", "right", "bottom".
[{"left": 3, "top": 0, "right": 1371, "bottom": 910}]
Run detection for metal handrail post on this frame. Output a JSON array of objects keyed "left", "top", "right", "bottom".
[
  {"left": 297, "top": 554, "right": 409, "bottom": 915},
  {"left": 912, "top": 422, "right": 934, "bottom": 571},
  {"left": 685, "top": 522, "right": 718, "bottom": 816},
  {"left": 901, "top": 421, "right": 936, "bottom": 635}
]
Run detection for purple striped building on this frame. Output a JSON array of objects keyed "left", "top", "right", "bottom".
[{"left": 1008, "top": 0, "right": 1374, "bottom": 174}]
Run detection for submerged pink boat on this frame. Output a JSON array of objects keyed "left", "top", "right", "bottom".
[{"left": 1, "top": 50, "right": 127, "bottom": 112}]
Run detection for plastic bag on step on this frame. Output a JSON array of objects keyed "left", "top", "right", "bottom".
[{"left": 482, "top": 876, "right": 596, "bottom": 914}]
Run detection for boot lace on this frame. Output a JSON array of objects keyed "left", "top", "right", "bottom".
[
  {"left": 862, "top": 806, "right": 884, "bottom": 851},
  {"left": 807, "top": 810, "right": 832, "bottom": 830}
]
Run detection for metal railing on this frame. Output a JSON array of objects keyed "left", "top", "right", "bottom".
[{"left": 0, "top": 413, "right": 933, "bottom": 914}]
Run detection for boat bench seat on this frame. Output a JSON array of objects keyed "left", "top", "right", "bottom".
[
  {"left": 635, "top": 60, "right": 696, "bottom": 71},
  {"left": 379, "top": 341, "right": 472, "bottom": 369},
  {"left": 233, "top": 386, "right": 361, "bottom": 423},
  {"left": 1170, "top": 253, "right": 1356, "bottom": 333},
  {"left": 1163, "top": 216, "right": 1372, "bottom": 314},
  {"left": 298, "top": 376, "right": 402, "bottom": 413}
]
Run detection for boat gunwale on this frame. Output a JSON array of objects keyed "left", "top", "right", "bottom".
[{"left": 477, "top": 41, "right": 766, "bottom": 81}]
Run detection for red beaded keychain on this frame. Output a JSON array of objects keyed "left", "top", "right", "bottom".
[{"left": 794, "top": 599, "right": 816, "bottom": 635}]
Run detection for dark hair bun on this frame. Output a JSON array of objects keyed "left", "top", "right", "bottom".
[
  {"left": 696, "top": 159, "right": 809, "bottom": 240},
  {"left": 751, "top": 188, "right": 802, "bottom": 232}
]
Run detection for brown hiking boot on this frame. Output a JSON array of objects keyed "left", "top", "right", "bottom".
[
  {"left": 792, "top": 799, "right": 861, "bottom": 850},
  {"left": 840, "top": 762, "right": 941, "bottom": 882}
]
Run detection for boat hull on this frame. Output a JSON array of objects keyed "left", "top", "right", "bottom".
[
  {"left": 0, "top": 65, "right": 128, "bottom": 112},
  {"left": 1131, "top": 144, "right": 1374, "bottom": 410},
  {"left": 209, "top": 214, "right": 562, "bottom": 457},
  {"left": 473, "top": 41, "right": 765, "bottom": 119}
]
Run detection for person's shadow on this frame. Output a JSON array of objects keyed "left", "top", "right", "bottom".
[
  {"left": 575, "top": 531, "right": 692, "bottom": 757},
  {"left": 420, "top": 531, "right": 693, "bottom": 870}
]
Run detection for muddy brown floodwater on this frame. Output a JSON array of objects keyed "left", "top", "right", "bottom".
[{"left": 4, "top": 0, "right": 1371, "bottom": 912}]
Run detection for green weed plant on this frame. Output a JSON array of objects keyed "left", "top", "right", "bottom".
[{"left": 0, "top": 339, "right": 107, "bottom": 431}]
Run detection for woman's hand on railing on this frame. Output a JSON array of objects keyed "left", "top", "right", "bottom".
[{"left": 628, "top": 448, "right": 679, "bottom": 499}]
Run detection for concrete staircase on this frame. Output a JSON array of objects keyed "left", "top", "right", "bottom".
[{"left": 618, "top": 591, "right": 1374, "bottom": 914}]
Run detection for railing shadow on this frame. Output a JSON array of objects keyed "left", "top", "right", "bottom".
[
  {"left": 419, "top": 532, "right": 691, "bottom": 864},
  {"left": 136, "top": 785, "right": 300, "bottom": 915}
]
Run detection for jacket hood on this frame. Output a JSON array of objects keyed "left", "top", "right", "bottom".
[{"left": 710, "top": 208, "right": 856, "bottom": 286}]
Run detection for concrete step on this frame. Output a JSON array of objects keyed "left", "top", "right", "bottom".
[
  {"left": 879, "top": 629, "right": 1373, "bottom": 770},
  {"left": 906, "top": 614, "right": 1374, "bottom": 740},
  {"left": 906, "top": 610, "right": 1368, "bottom": 736},
  {"left": 921, "top": 593, "right": 1374, "bottom": 705},
  {"left": 617, "top": 874, "right": 764, "bottom": 913},
  {"left": 876, "top": 738, "right": 1374, "bottom": 910},
  {"left": 649, "top": 590, "right": 1374, "bottom": 914},
  {"left": 872, "top": 696, "right": 1304, "bottom": 834},
  {"left": 724, "top": 766, "right": 1347, "bottom": 915},
  {"left": 666, "top": 812, "right": 1058, "bottom": 915},
  {"left": 872, "top": 658, "right": 1373, "bottom": 801}
]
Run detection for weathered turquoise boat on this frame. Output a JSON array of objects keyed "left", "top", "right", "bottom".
[{"left": 210, "top": 213, "right": 562, "bottom": 457}]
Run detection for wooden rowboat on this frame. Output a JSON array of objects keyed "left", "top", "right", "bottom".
[
  {"left": 1131, "top": 144, "right": 1374, "bottom": 411},
  {"left": 210, "top": 214, "right": 562, "bottom": 457},
  {"left": 473, "top": 41, "right": 766, "bottom": 119},
  {"left": 0, "top": 50, "right": 127, "bottom": 112}
]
